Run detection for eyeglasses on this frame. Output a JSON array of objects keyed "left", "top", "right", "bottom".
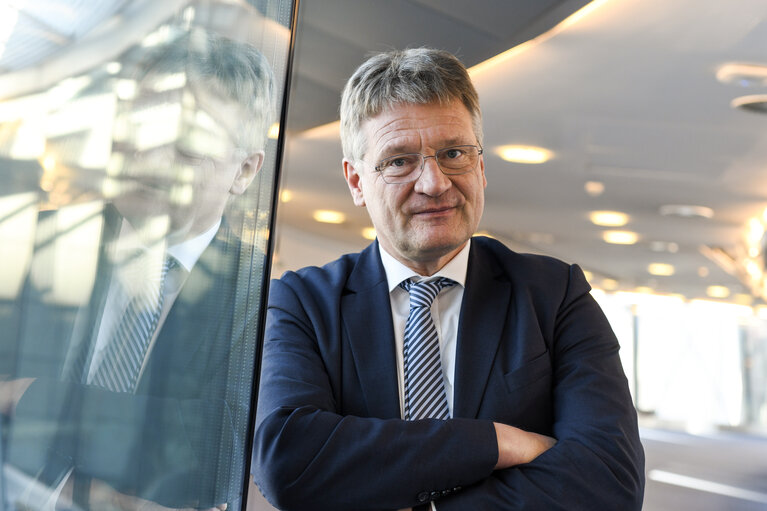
[{"left": 373, "top": 144, "right": 483, "bottom": 184}]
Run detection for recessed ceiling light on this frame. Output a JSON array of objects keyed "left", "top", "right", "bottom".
[
  {"left": 731, "top": 94, "right": 767, "bottom": 114},
  {"left": 648, "top": 263, "right": 675, "bottom": 276},
  {"left": 659, "top": 204, "right": 714, "bottom": 219},
  {"left": 268, "top": 123, "right": 280, "bottom": 139},
  {"left": 602, "top": 278, "right": 619, "bottom": 290},
  {"left": 495, "top": 145, "right": 552, "bottom": 164},
  {"left": 362, "top": 227, "right": 376, "bottom": 240},
  {"left": 589, "top": 210, "right": 629, "bottom": 227},
  {"left": 280, "top": 189, "right": 293, "bottom": 202},
  {"left": 698, "top": 266, "right": 710, "bottom": 278},
  {"left": 716, "top": 63, "right": 767, "bottom": 87},
  {"left": 603, "top": 230, "right": 638, "bottom": 245},
  {"left": 313, "top": 209, "right": 346, "bottom": 224},
  {"left": 706, "top": 285, "right": 730, "bottom": 298},
  {"left": 649, "top": 241, "right": 679, "bottom": 253},
  {"left": 584, "top": 181, "right": 605, "bottom": 197}
]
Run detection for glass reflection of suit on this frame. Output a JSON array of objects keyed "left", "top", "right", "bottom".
[{"left": 1, "top": 28, "right": 274, "bottom": 510}]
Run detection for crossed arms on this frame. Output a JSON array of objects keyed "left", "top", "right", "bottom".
[{"left": 253, "top": 258, "right": 644, "bottom": 510}]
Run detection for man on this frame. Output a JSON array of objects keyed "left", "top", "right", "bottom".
[
  {"left": 253, "top": 48, "right": 644, "bottom": 510},
  {"left": 1, "top": 28, "right": 274, "bottom": 510}
]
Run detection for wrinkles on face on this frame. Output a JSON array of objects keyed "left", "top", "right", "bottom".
[{"left": 367, "top": 113, "right": 475, "bottom": 163}]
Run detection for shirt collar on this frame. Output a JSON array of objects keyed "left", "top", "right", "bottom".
[
  {"left": 379, "top": 239, "right": 471, "bottom": 293},
  {"left": 166, "top": 219, "right": 221, "bottom": 272},
  {"left": 117, "top": 217, "right": 220, "bottom": 274}
]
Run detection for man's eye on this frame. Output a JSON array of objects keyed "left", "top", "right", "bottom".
[
  {"left": 382, "top": 154, "right": 418, "bottom": 169},
  {"left": 444, "top": 148, "right": 463, "bottom": 159}
]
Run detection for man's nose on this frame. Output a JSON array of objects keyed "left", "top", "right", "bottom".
[{"left": 414, "top": 156, "right": 451, "bottom": 196}]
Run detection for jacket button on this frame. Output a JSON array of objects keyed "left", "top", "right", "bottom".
[{"left": 418, "top": 492, "right": 429, "bottom": 502}]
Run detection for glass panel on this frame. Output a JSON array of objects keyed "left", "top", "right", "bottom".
[{"left": 0, "top": 1, "right": 293, "bottom": 509}]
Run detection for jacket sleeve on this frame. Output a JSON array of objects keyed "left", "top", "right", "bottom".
[
  {"left": 435, "top": 264, "right": 645, "bottom": 510},
  {"left": 252, "top": 276, "right": 499, "bottom": 511}
]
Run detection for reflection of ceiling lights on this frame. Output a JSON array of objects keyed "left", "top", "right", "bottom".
[
  {"left": 589, "top": 210, "right": 628, "bottom": 227},
  {"left": 731, "top": 94, "right": 767, "bottom": 114},
  {"left": 659, "top": 204, "right": 714, "bottom": 219},
  {"left": 313, "top": 210, "right": 345, "bottom": 224},
  {"left": 716, "top": 63, "right": 767, "bottom": 87},
  {"left": 603, "top": 230, "right": 638, "bottom": 245},
  {"left": 495, "top": 145, "right": 552, "bottom": 164}
]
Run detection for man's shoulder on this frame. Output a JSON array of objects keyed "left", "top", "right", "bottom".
[
  {"left": 270, "top": 243, "right": 378, "bottom": 300},
  {"left": 471, "top": 236, "right": 573, "bottom": 277}
]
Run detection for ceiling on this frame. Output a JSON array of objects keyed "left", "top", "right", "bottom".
[
  {"left": 2, "top": 0, "right": 767, "bottom": 303},
  {"left": 275, "top": 0, "right": 767, "bottom": 302}
]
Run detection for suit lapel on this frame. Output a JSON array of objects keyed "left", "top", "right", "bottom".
[
  {"left": 342, "top": 243, "right": 401, "bottom": 419},
  {"left": 453, "top": 241, "right": 512, "bottom": 418}
]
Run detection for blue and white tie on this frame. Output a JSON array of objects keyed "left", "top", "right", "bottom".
[
  {"left": 400, "top": 278, "right": 455, "bottom": 420},
  {"left": 91, "top": 256, "right": 178, "bottom": 392}
]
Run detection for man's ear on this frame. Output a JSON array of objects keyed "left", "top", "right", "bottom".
[
  {"left": 230, "top": 151, "right": 265, "bottom": 195},
  {"left": 343, "top": 158, "right": 366, "bottom": 207}
]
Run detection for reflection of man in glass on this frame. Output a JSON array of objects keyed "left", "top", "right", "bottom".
[{"left": 1, "top": 28, "right": 274, "bottom": 510}]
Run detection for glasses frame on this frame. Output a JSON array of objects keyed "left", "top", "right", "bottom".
[{"left": 372, "top": 144, "right": 484, "bottom": 184}]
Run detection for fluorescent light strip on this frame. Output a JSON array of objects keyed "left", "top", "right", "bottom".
[{"left": 648, "top": 470, "right": 767, "bottom": 504}]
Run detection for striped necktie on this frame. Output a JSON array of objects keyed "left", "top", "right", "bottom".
[
  {"left": 400, "top": 277, "right": 456, "bottom": 420},
  {"left": 91, "top": 256, "right": 178, "bottom": 392}
]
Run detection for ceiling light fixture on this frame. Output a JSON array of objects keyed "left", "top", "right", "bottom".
[
  {"left": 589, "top": 210, "right": 629, "bottom": 227},
  {"left": 496, "top": 145, "right": 552, "bottom": 164},
  {"left": 649, "top": 241, "right": 679, "bottom": 253},
  {"left": 717, "top": 63, "right": 767, "bottom": 87},
  {"left": 584, "top": 181, "right": 605, "bottom": 197},
  {"left": 706, "top": 285, "right": 730, "bottom": 299},
  {"left": 731, "top": 94, "right": 767, "bottom": 114},
  {"left": 313, "top": 209, "right": 346, "bottom": 224},
  {"left": 603, "top": 230, "right": 639, "bottom": 245},
  {"left": 362, "top": 227, "right": 376, "bottom": 240},
  {"left": 648, "top": 263, "right": 675, "bottom": 276},
  {"left": 659, "top": 204, "right": 714, "bottom": 219}
]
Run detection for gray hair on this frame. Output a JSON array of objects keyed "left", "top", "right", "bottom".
[
  {"left": 137, "top": 29, "right": 275, "bottom": 154},
  {"left": 339, "top": 48, "right": 482, "bottom": 162}
]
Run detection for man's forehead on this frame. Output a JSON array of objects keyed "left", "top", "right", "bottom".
[{"left": 363, "top": 102, "right": 475, "bottom": 155}]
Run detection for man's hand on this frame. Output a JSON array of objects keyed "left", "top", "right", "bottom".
[{"left": 493, "top": 422, "right": 556, "bottom": 469}]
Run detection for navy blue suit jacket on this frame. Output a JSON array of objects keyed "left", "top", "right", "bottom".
[{"left": 253, "top": 237, "right": 644, "bottom": 510}]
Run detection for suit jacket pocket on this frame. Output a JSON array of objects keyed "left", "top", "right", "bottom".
[{"left": 504, "top": 350, "right": 551, "bottom": 393}]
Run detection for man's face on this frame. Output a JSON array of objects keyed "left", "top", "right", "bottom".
[
  {"left": 110, "top": 83, "right": 261, "bottom": 241},
  {"left": 344, "top": 101, "right": 486, "bottom": 274}
]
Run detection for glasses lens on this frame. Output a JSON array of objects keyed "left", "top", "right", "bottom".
[
  {"left": 437, "top": 145, "right": 478, "bottom": 173},
  {"left": 378, "top": 153, "right": 422, "bottom": 182}
]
